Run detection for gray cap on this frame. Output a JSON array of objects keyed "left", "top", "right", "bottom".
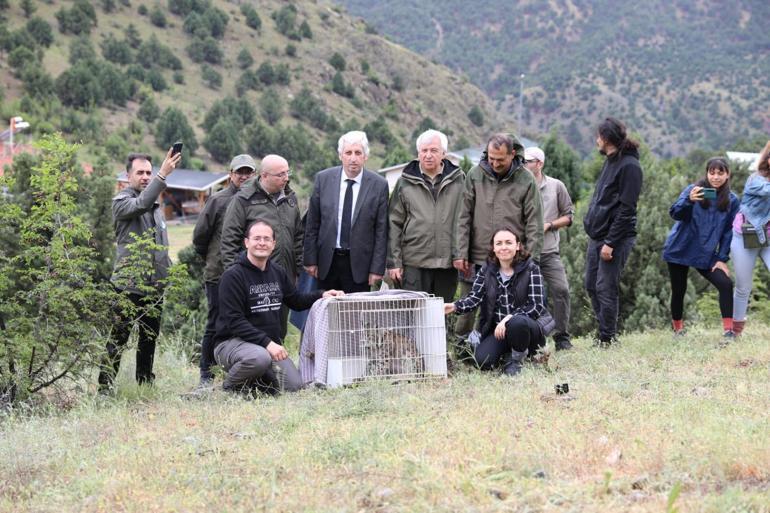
[{"left": 229, "top": 154, "right": 256, "bottom": 172}]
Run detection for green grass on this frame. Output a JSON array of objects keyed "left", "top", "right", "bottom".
[
  {"left": 1, "top": 326, "right": 769, "bottom": 512},
  {"left": 167, "top": 222, "right": 195, "bottom": 263}
]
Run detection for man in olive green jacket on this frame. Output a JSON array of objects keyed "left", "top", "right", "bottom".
[
  {"left": 453, "top": 133, "right": 544, "bottom": 337},
  {"left": 191, "top": 154, "right": 256, "bottom": 385},
  {"left": 99, "top": 148, "right": 181, "bottom": 391},
  {"left": 388, "top": 129, "right": 464, "bottom": 302},
  {"left": 220, "top": 154, "right": 303, "bottom": 337}
]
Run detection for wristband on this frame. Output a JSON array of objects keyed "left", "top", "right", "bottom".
[{"left": 157, "top": 173, "right": 166, "bottom": 181}]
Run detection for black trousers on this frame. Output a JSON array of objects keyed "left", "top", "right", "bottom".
[
  {"left": 667, "top": 262, "right": 733, "bottom": 320},
  {"left": 584, "top": 237, "right": 635, "bottom": 340},
  {"left": 320, "top": 250, "right": 369, "bottom": 293},
  {"left": 401, "top": 266, "right": 458, "bottom": 303},
  {"left": 474, "top": 315, "right": 544, "bottom": 370},
  {"left": 98, "top": 291, "right": 162, "bottom": 387},
  {"left": 199, "top": 281, "right": 219, "bottom": 380}
]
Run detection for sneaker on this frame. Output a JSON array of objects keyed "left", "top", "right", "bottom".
[
  {"left": 554, "top": 338, "right": 573, "bottom": 351},
  {"left": 723, "top": 330, "right": 735, "bottom": 339},
  {"left": 673, "top": 329, "right": 687, "bottom": 338}
]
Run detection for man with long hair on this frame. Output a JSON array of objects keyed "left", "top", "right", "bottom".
[{"left": 583, "top": 118, "right": 643, "bottom": 346}]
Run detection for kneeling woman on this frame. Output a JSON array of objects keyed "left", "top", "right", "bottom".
[
  {"left": 445, "top": 228, "right": 553, "bottom": 375},
  {"left": 662, "top": 157, "right": 739, "bottom": 336}
]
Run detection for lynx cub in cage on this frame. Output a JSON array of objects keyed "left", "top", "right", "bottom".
[{"left": 363, "top": 327, "right": 424, "bottom": 379}]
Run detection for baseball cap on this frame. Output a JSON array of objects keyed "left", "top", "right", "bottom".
[
  {"left": 229, "top": 154, "right": 256, "bottom": 172},
  {"left": 524, "top": 147, "right": 545, "bottom": 163}
]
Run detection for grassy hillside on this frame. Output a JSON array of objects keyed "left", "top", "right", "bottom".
[
  {"left": 0, "top": 0, "right": 502, "bottom": 179},
  {"left": 1, "top": 328, "right": 769, "bottom": 511},
  {"left": 337, "top": 0, "right": 770, "bottom": 157}
]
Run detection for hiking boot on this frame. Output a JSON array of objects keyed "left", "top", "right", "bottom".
[
  {"left": 594, "top": 335, "right": 617, "bottom": 349},
  {"left": 554, "top": 337, "right": 573, "bottom": 351}
]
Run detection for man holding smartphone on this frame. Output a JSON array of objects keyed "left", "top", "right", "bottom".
[{"left": 98, "top": 146, "right": 181, "bottom": 392}]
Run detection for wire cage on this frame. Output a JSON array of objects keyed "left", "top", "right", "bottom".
[{"left": 325, "top": 295, "right": 447, "bottom": 387}]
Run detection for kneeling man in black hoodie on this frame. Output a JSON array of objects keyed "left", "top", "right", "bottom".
[{"left": 214, "top": 219, "right": 343, "bottom": 394}]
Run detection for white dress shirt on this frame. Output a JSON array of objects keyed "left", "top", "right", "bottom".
[{"left": 336, "top": 169, "right": 363, "bottom": 248}]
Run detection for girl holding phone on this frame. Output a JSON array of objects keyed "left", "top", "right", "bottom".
[
  {"left": 662, "top": 157, "right": 739, "bottom": 336},
  {"left": 731, "top": 141, "right": 770, "bottom": 335}
]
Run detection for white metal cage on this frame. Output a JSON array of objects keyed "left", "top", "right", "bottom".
[{"left": 325, "top": 295, "right": 447, "bottom": 387}]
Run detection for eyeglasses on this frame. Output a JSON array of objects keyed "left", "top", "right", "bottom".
[
  {"left": 264, "top": 169, "right": 292, "bottom": 179},
  {"left": 233, "top": 168, "right": 255, "bottom": 176},
  {"left": 248, "top": 236, "right": 274, "bottom": 243},
  {"left": 525, "top": 159, "right": 538, "bottom": 163}
]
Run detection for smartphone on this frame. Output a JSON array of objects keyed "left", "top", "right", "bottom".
[
  {"left": 701, "top": 188, "right": 717, "bottom": 200},
  {"left": 171, "top": 141, "right": 183, "bottom": 156}
]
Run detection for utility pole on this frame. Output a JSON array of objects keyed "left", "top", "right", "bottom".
[{"left": 517, "top": 74, "right": 525, "bottom": 133}]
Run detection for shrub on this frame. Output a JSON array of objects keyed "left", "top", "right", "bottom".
[
  {"left": 150, "top": 4, "right": 166, "bottom": 27},
  {"left": 467, "top": 105, "right": 484, "bottom": 127},
  {"left": 101, "top": 33, "right": 133, "bottom": 64},
  {"left": 25, "top": 16, "right": 54, "bottom": 47},
  {"left": 260, "top": 88, "right": 283, "bottom": 125},
  {"left": 138, "top": 96, "right": 160, "bottom": 122},
  {"left": 0, "top": 135, "right": 120, "bottom": 404},
  {"left": 55, "top": 0, "right": 98, "bottom": 35},
  {"left": 201, "top": 64, "right": 222, "bottom": 89},
  {"left": 155, "top": 107, "right": 197, "bottom": 152},
  {"left": 203, "top": 118, "right": 241, "bottom": 163},
  {"left": 237, "top": 48, "right": 253, "bottom": 69},
  {"left": 329, "top": 52, "right": 346, "bottom": 71},
  {"left": 240, "top": 4, "right": 261, "bottom": 31}
]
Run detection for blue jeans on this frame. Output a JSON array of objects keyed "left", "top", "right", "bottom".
[{"left": 584, "top": 237, "right": 635, "bottom": 340}]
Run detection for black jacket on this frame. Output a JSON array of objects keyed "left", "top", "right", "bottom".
[
  {"left": 192, "top": 182, "right": 239, "bottom": 283},
  {"left": 583, "top": 147, "right": 643, "bottom": 247},
  {"left": 478, "top": 259, "right": 540, "bottom": 338},
  {"left": 214, "top": 252, "right": 322, "bottom": 348}
]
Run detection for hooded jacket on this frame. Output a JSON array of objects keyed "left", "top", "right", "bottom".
[
  {"left": 387, "top": 159, "right": 465, "bottom": 270},
  {"left": 583, "top": 147, "right": 643, "bottom": 246},
  {"left": 192, "top": 182, "right": 239, "bottom": 283},
  {"left": 662, "top": 184, "right": 739, "bottom": 269},
  {"left": 456, "top": 143, "right": 543, "bottom": 264},
  {"left": 220, "top": 179, "right": 303, "bottom": 278},
  {"left": 214, "top": 252, "right": 322, "bottom": 348},
  {"left": 111, "top": 176, "right": 171, "bottom": 295}
]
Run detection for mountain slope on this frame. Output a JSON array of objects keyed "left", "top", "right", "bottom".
[
  {"left": 337, "top": 0, "right": 770, "bottom": 157},
  {"left": 0, "top": 0, "right": 503, "bottom": 174}
]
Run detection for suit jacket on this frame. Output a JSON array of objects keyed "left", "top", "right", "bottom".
[{"left": 303, "top": 166, "right": 389, "bottom": 283}]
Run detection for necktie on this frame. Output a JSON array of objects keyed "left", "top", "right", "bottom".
[{"left": 340, "top": 179, "right": 354, "bottom": 249}]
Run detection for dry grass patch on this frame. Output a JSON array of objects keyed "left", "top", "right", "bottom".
[{"left": 1, "top": 326, "right": 769, "bottom": 512}]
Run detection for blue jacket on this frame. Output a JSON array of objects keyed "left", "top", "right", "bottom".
[
  {"left": 662, "top": 184, "right": 739, "bottom": 270},
  {"left": 740, "top": 173, "right": 770, "bottom": 244}
]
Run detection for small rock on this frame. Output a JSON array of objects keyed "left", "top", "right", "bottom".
[{"left": 533, "top": 470, "right": 547, "bottom": 479}]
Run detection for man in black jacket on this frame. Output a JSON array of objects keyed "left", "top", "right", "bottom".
[
  {"left": 214, "top": 219, "right": 343, "bottom": 394},
  {"left": 191, "top": 154, "right": 255, "bottom": 387},
  {"left": 583, "top": 117, "right": 643, "bottom": 346}
]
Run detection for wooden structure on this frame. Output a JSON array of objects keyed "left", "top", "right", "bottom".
[{"left": 117, "top": 168, "right": 229, "bottom": 219}]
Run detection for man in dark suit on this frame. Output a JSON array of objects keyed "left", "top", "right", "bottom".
[{"left": 303, "top": 130, "right": 389, "bottom": 293}]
